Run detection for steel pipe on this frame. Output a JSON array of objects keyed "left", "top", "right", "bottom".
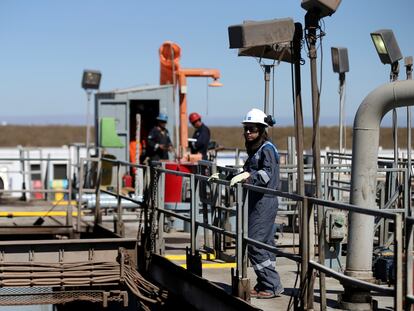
[{"left": 345, "top": 80, "right": 414, "bottom": 304}]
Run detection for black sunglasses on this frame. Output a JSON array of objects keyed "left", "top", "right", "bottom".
[{"left": 243, "top": 125, "right": 259, "bottom": 133}]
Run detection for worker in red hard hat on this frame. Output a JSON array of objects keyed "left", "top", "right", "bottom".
[{"left": 188, "top": 112, "right": 210, "bottom": 160}]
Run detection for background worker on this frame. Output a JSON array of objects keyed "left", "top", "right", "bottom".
[
  {"left": 188, "top": 112, "right": 210, "bottom": 160},
  {"left": 219, "top": 108, "right": 283, "bottom": 299},
  {"left": 146, "top": 112, "right": 173, "bottom": 162}
]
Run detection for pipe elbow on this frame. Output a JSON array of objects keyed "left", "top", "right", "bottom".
[{"left": 354, "top": 80, "right": 414, "bottom": 129}]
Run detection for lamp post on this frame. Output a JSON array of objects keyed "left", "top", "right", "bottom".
[
  {"left": 331, "top": 47, "right": 349, "bottom": 154},
  {"left": 404, "top": 56, "right": 413, "bottom": 304},
  {"left": 81, "top": 70, "right": 102, "bottom": 155},
  {"left": 301, "top": 1, "right": 341, "bottom": 309},
  {"left": 342, "top": 29, "right": 403, "bottom": 309},
  {"left": 370, "top": 29, "right": 403, "bottom": 165}
]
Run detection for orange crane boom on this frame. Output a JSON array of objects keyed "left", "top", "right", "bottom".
[{"left": 159, "top": 41, "right": 222, "bottom": 157}]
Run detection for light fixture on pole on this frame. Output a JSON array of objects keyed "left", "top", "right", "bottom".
[
  {"left": 371, "top": 29, "right": 403, "bottom": 67},
  {"left": 405, "top": 56, "right": 413, "bottom": 219},
  {"left": 370, "top": 29, "right": 402, "bottom": 164},
  {"left": 331, "top": 47, "right": 349, "bottom": 154},
  {"left": 340, "top": 28, "right": 403, "bottom": 309},
  {"left": 228, "top": 17, "right": 295, "bottom": 115},
  {"left": 81, "top": 69, "right": 102, "bottom": 155},
  {"left": 301, "top": 2, "right": 341, "bottom": 309}
]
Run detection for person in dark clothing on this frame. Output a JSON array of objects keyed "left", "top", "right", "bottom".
[
  {"left": 188, "top": 112, "right": 210, "bottom": 160},
  {"left": 146, "top": 112, "right": 173, "bottom": 162},
  {"left": 229, "top": 108, "right": 283, "bottom": 299}
]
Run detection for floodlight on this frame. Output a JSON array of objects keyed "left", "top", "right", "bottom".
[
  {"left": 81, "top": 69, "right": 102, "bottom": 156},
  {"left": 82, "top": 69, "right": 102, "bottom": 90},
  {"left": 331, "top": 47, "right": 349, "bottom": 73},
  {"left": 228, "top": 18, "right": 295, "bottom": 49},
  {"left": 370, "top": 29, "right": 403, "bottom": 65},
  {"left": 238, "top": 42, "right": 294, "bottom": 63},
  {"left": 301, "top": 0, "right": 342, "bottom": 18}
]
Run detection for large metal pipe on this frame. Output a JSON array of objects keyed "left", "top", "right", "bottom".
[{"left": 344, "top": 80, "right": 414, "bottom": 304}]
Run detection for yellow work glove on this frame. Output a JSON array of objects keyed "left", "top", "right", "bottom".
[{"left": 230, "top": 172, "right": 250, "bottom": 187}]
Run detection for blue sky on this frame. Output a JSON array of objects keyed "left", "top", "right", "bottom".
[{"left": 0, "top": 0, "right": 413, "bottom": 126}]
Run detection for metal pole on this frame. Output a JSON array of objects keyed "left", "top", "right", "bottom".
[
  {"left": 405, "top": 57, "right": 413, "bottom": 311},
  {"left": 263, "top": 65, "right": 272, "bottom": 115},
  {"left": 394, "top": 213, "right": 403, "bottom": 311},
  {"left": 293, "top": 26, "right": 307, "bottom": 302},
  {"left": 190, "top": 174, "right": 197, "bottom": 254},
  {"left": 339, "top": 73, "right": 346, "bottom": 154},
  {"left": 391, "top": 62, "right": 400, "bottom": 166},
  {"left": 116, "top": 162, "right": 124, "bottom": 236},
  {"left": 406, "top": 57, "right": 413, "bottom": 215},
  {"left": 305, "top": 11, "right": 325, "bottom": 310},
  {"left": 67, "top": 158, "right": 73, "bottom": 228},
  {"left": 95, "top": 159, "right": 102, "bottom": 225},
  {"left": 170, "top": 45, "right": 180, "bottom": 158},
  {"left": 77, "top": 159, "right": 84, "bottom": 232},
  {"left": 236, "top": 183, "right": 249, "bottom": 278},
  {"left": 19, "top": 148, "right": 27, "bottom": 201},
  {"left": 234, "top": 183, "right": 250, "bottom": 300},
  {"left": 406, "top": 220, "right": 413, "bottom": 311},
  {"left": 156, "top": 165, "right": 165, "bottom": 255},
  {"left": 242, "top": 186, "right": 248, "bottom": 279},
  {"left": 236, "top": 183, "right": 243, "bottom": 274},
  {"left": 293, "top": 22, "right": 305, "bottom": 199},
  {"left": 85, "top": 90, "right": 92, "bottom": 157},
  {"left": 300, "top": 197, "right": 309, "bottom": 309}
]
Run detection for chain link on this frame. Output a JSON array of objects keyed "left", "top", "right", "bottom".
[{"left": 149, "top": 167, "right": 159, "bottom": 253}]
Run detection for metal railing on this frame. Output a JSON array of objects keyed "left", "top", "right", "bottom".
[
  {"left": 0, "top": 156, "right": 74, "bottom": 228},
  {"left": 90, "top": 156, "right": 413, "bottom": 310},
  {"left": 405, "top": 216, "right": 414, "bottom": 310}
]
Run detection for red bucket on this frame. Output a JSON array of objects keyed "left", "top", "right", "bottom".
[
  {"left": 164, "top": 162, "right": 195, "bottom": 203},
  {"left": 32, "top": 180, "right": 43, "bottom": 199}
]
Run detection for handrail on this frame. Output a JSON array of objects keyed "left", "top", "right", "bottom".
[{"left": 91, "top": 157, "right": 411, "bottom": 309}]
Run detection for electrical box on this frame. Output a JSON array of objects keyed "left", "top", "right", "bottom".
[{"left": 325, "top": 209, "right": 346, "bottom": 243}]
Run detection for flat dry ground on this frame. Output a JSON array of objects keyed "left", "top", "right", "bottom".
[{"left": 0, "top": 125, "right": 413, "bottom": 150}]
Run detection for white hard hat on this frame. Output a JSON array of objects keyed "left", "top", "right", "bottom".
[{"left": 242, "top": 108, "right": 268, "bottom": 127}]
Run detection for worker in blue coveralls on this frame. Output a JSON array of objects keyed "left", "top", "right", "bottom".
[
  {"left": 188, "top": 112, "right": 211, "bottom": 160},
  {"left": 146, "top": 112, "right": 173, "bottom": 162},
  {"left": 229, "top": 108, "right": 283, "bottom": 299}
]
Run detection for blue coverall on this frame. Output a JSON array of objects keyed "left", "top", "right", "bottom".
[
  {"left": 147, "top": 126, "right": 172, "bottom": 161},
  {"left": 243, "top": 140, "right": 283, "bottom": 293},
  {"left": 190, "top": 123, "right": 211, "bottom": 160}
]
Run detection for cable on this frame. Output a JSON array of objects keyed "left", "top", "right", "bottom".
[
  {"left": 206, "top": 78, "right": 209, "bottom": 115},
  {"left": 0, "top": 260, "right": 167, "bottom": 310},
  {"left": 318, "top": 19, "right": 325, "bottom": 97}
]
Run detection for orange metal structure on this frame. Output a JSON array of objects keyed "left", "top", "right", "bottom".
[
  {"left": 159, "top": 41, "right": 222, "bottom": 155},
  {"left": 159, "top": 41, "right": 181, "bottom": 85},
  {"left": 177, "top": 69, "right": 221, "bottom": 150}
]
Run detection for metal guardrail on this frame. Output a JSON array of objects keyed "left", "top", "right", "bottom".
[
  {"left": 0, "top": 156, "right": 74, "bottom": 228},
  {"left": 92, "top": 156, "right": 412, "bottom": 310},
  {"left": 405, "top": 216, "right": 414, "bottom": 310}
]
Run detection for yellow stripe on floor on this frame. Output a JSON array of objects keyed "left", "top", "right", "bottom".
[
  {"left": 52, "top": 200, "right": 78, "bottom": 206},
  {"left": 180, "top": 263, "right": 236, "bottom": 269},
  {"left": 166, "top": 254, "right": 216, "bottom": 261},
  {"left": 0, "top": 211, "right": 82, "bottom": 217}
]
